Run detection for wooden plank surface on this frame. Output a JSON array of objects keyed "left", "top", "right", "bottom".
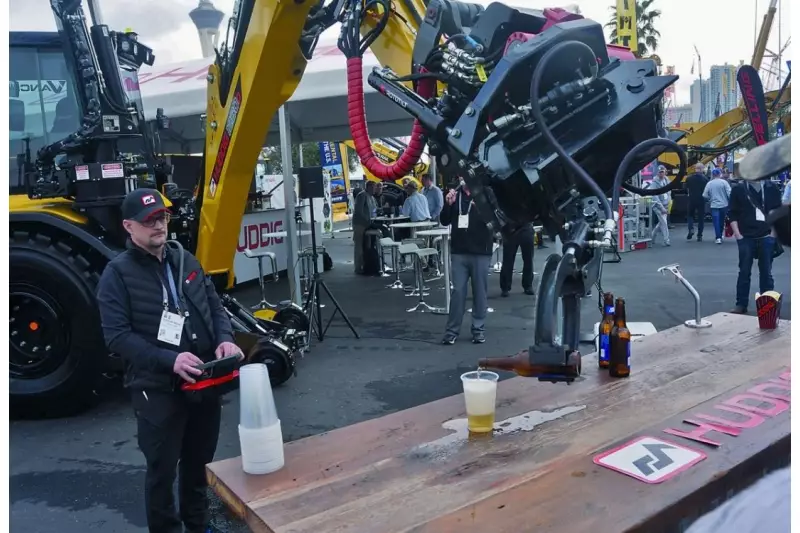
[{"left": 207, "top": 313, "right": 791, "bottom": 533}]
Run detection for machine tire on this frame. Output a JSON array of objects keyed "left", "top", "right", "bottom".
[
  {"left": 273, "top": 306, "right": 310, "bottom": 333},
  {"left": 246, "top": 338, "right": 294, "bottom": 387},
  {"left": 9, "top": 230, "right": 105, "bottom": 418}
]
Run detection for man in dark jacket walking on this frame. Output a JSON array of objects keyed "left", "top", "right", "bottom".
[
  {"left": 440, "top": 181, "right": 494, "bottom": 345},
  {"left": 97, "top": 189, "right": 241, "bottom": 533},
  {"left": 728, "top": 179, "right": 782, "bottom": 314},
  {"left": 683, "top": 163, "right": 708, "bottom": 242},
  {"left": 684, "top": 163, "right": 709, "bottom": 241}
]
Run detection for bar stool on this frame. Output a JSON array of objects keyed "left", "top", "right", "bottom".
[
  {"left": 379, "top": 237, "right": 403, "bottom": 288},
  {"left": 243, "top": 249, "right": 278, "bottom": 310},
  {"left": 398, "top": 243, "right": 438, "bottom": 312}
]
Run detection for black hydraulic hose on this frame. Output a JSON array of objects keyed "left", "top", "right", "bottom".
[
  {"left": 529, "top": 40, "right": 610, "bottom": 220},
  {"left": 611, "top": 138, "right": 688, "bottom": 213}
]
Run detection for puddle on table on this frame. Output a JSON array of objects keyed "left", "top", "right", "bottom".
[{"left": 407, "top": 404, "right": 587, "bottom": 462}]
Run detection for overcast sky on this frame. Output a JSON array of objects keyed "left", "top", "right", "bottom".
[{"left": 11, "top": 0, "right": 792, "bottom": 105}]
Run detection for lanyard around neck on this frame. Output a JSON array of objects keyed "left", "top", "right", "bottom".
[
  {"left": 162, "top": 261, "right": 182, "bottom": 312},
  {"left": 458, "top": 192, "right": 473, "bottom": 216}
]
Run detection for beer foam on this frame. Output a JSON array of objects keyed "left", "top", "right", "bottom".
[{"left": 463, "top": 378, "right": 497, "bottom": 415}]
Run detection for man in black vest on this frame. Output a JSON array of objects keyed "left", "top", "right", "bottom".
[{"left": 97, "top": 188, "right": 241, "bottom": 533}]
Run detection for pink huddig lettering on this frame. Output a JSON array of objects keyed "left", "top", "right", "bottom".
[{"left": 663, "top": 371, "right": 790, "bottom": 447}]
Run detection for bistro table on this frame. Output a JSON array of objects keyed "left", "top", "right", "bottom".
[
  {"left": 416, "top": 227, "right": 451, "bottom": 315},
  {"left": 387, "top": 220, "right": 438, "bottom": 238}
]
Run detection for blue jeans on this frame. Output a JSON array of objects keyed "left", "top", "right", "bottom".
[
  {"left": 736, "top": 236, "right": 775, "bottom": 308},
  {"left": 711, "top": 207, "right": 727, "bottom": 240}
]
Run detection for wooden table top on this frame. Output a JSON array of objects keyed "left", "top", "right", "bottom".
[{"left": 207, "top": 313, "right": 790, "bottom": 533}]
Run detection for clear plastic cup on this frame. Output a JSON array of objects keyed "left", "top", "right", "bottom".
[
  {"left": 239, "top": 363, "right": 278, "bottom": 430},
  {"left": 460, "top": 371, "right": 499, "bottom": 434}
]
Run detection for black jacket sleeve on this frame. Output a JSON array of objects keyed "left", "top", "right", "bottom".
[
  {"left": 440, "top": 198, "right": 454, "bottom": 226},
  {"left": 96, "top": 264, "right": 179, "bottom": 372},
  {"left": 203, "top": 274, "right": 235, "bottom": 345}
]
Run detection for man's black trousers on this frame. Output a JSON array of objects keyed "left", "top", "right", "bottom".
[
  {"left": 500, "top": 225, "right": 535, "bottom": 292},
  {"left": 132, "top": 389, "right": 222, "bottom": 533}
]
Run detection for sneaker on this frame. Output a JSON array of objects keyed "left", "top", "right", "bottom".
[
  {"left": 501, "top": 290, "right": 510, "bottom": 298},
  {"left": 524, "top": 288, "right": 535, "bottom": 296},
  {"left": 441, "top": 334, "right": 457, "bottom": 345},
  {"left": 687, "top": 232, "right": 694, "bottom": 240},
  {"left": 730, "top": 306, "right": 747, "bottom": 315},
  {"left": 664, "top": 241, "right": 671, "bottom": 247},
  {"left": 715, "top": 238, "right": 722, "bottom": 244},
  {"left": 697, "top": 235, "right": 703, "bottom": 242},
  {"left": 472, "top": 332, "right": 486, "bottom": 344}
]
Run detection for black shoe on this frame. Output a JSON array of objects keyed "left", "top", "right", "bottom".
[
  {"left": 697, "top": 235, "right": 703, "bottom": 242},
  {"left": 441, "top": 334, "right": 457, "bottom": 345},
  {"left": 523, "top": 288, "right": 535, "bottom": 296},
  {"left": 687, "top": 232, "right": 694, "bottom": 240},
  {"left": 730, "top": 306, "right": 747, "bottom": 315},
  {"left": 472, "top": 332, "right": 486, "bottom": 344},
  {"left": 501, "top": 290, "right": 509, "bottom": 297}
]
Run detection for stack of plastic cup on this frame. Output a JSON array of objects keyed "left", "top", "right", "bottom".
[{"left": 238, "top": 363, "right": 285, "bottom": 475}]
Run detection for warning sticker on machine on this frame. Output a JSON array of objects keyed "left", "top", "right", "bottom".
[
  {"left": 101, "top": 163, "right": 125, "bottom": 178},
  {"left": 75, "top": 165, "right": 90, "bottom": 181},
  {"left": 593, "top": 436, "right": 707, "bottom": 484}
]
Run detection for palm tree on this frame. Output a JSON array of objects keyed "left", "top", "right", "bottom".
[{"left": 604, "top": 0, "right": 662, "bottom": 58}]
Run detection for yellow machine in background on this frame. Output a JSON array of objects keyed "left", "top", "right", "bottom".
[{"left": 342, "top": 138, "right": 428, "bottom": 189}]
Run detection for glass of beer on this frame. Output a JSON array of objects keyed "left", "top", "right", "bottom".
[{"left": 461, "top": 370, "right": 499, "bottom": 434}]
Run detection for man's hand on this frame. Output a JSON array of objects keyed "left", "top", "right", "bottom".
[
  {"left": 173, "top": 352, "right": 204, "bottom": 383},
  {"left": 734, "top": 232, "right": 744, "bottom": 240},
  {"left": 216, "top": 341, "right": 244, "bottom": 361},
  {"left": 445, "top": 189, "right": 458, "bottom": 205}
]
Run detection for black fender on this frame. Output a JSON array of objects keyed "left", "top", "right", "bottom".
[{"left": 10, "top": 212, "right": 122, "bottom": 261}]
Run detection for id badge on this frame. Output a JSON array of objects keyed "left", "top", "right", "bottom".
[
  {"left": 458, "top": 214, "right": 470, "bottom": 229},
  {"left": 755, "top": 208, "right": 765, "bottom": 222},
  {"left": 158, "top": 310, "right": 185, "bottom": 346}
]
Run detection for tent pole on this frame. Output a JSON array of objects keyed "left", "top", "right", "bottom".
[{"left": 279, "top": 106, "right": 302, "bottom": 306}]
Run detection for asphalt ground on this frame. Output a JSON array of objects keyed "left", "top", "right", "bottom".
[{"left": 10, "top": 223, "right": 792, "bottom": 532}]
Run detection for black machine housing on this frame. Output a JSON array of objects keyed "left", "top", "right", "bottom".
[{"left": 368, "top": 1, "right": 679, "bottom": 379}]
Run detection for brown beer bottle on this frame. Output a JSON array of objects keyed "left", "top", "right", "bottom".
[
  {"left": 478, "top": 350, "right": 581, "bottom": 380},
  {"left": 598, "top": 293, "right": 615, "bottom": 369},
  {"left": 609, "top": 297, "right": 631, "bottom": 378}
]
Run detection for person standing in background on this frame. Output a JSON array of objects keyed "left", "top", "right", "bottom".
[
  {"left": 421, "top": 174, "right": 444, "bottom": 221},
  {"left": 499, "top": 223, "right": 535, "bottom": 297},
  {"left": 728, "top": 179, "right": 782, "bottom": 314},
  {"left": 352, "top": 181, "right": 378, "bottom": 274},
  {"left": 702, "top": 168, "right": 732, "bottom": 244},
  {"left": 782, "top": 179, "right": 791, "bottom": 205},
  {"left": 401, "top": 180, "right": 431, "bottom": 222},
  {"left": 684, "top": 163, "right": 709, "bottom": 241},
  {"left": 648, "top": 166, "right": 671, "bottom": 246},
  {"left": 440, "top": 181, "right": 494, "bottom": 345}
]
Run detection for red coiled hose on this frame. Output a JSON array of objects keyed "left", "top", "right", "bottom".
[{"left": 346, "top": 57, "right": 436, "bottom": 181}]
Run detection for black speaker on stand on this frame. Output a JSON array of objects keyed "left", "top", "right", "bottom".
[{"left": 298, "top": 166, "right": 359, "bottom": 344}]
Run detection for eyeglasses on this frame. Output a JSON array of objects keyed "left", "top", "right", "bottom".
[{"left": 140, "top": 213, "right": 171, "bottom": 228}]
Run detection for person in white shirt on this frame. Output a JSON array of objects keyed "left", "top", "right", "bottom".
[
  {"left": 647, "top": 166, "right": 671, "bottom": 246},
  {"left": 702, "top": 168, "right": 732, "bottom": 244}
]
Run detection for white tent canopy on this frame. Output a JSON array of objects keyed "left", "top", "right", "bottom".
[{"left": 139, "top": 42, "right": 415, "bottom": 151}]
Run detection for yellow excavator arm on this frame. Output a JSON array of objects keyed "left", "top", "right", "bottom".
[{"left": 196, "top": 0, "right": 427, "bottom": 287}]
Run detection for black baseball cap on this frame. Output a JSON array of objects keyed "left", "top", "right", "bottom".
[{"left": 121, "top": 188, "right": 170, "bottom": 222}]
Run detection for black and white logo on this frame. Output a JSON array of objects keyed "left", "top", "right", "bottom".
[{"left": 593, "top": 436, "right": 706, "bottom": 484}]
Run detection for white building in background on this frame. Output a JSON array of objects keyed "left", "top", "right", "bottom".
[
  {"left": 664, "top": 104, "right": 693, "bottom": 127},
  {"left": 709, "top": 63, "right": 741, "bottom": 116},
  {"left": 189, "top": 0, "right": 225, "bottom": 58}
]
